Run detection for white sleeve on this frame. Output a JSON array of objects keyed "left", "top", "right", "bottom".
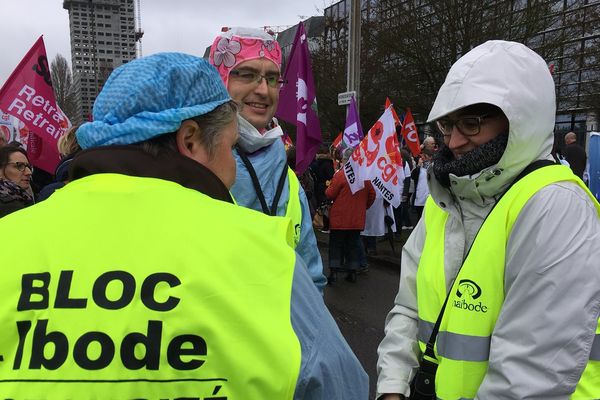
[{"left": 376, "top": 216, "right": 426, "bottom": 398}]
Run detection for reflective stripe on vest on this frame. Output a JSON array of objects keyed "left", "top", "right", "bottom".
[
  {"left": 285, "top": 168, "right": 302, "bottom": 248},
  {"left": 0, "top": 173, "right": 301, "bottom": 399},
  {"left": 417, "top": 165, "right": 600, "bottom": 400}
]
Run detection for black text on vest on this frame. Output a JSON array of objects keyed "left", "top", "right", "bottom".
[{"left": 12, "top": 270, "right": 208, "bottom": 371}]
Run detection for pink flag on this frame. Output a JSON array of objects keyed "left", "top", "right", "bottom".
[
  {"left": 343, "top": 106, "right": 404, "bottom": 207},
  {"left": 276, "top": 22, "right": 322, "bottom": 175},
  {"left": 0, "top": 36, "right": 70, "bottom": 173}
]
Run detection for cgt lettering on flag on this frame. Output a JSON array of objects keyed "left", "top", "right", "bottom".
[
  {"left": 345, "top": 106, "right": 404, "bottom": 207},
  {"left": 377, "top": 135, "right": 402, "bottom": 186},
  {"left": 7, "top": 85, "right": 66, "bottom": 139}
]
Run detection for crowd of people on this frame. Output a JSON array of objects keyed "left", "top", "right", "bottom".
[{"left": 0, "top": 33, "right": 598, "bottom": 400}]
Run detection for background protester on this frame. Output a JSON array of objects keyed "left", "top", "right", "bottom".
[
  {"left": 326, "top": 148, "right": 375, "bottom": 284},
  {"left": 287, "top": 146, "right": 317, "bottom": 218},
  {"left": 420, "top": 135, "right": 438, "bottom": 153},
  {"left": 410, "top": 148, "right": 433, "bottom": 220},
  {"left": 361, "top": 198, "right": 397, "bottom": 256},
  {"left": 37, "top": 125, "right": 82, "bottom": 202},
  {"left": 563, "top": 131, "right": 587, "bottom": 180},
  {"left": 397, "top": 147, "right": 414, "bottom": 230},
  {"left": 311, "top": 145, "right": 335, "bottom": 231},
  {"left": 0, "top": 145, "right": 34, "bottom": 218}
]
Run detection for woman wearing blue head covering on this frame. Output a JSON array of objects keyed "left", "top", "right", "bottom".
[{"left": 0, "top": 53, "right": 367, "bottom": 400}]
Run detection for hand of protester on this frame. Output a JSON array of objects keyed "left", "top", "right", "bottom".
[{"left": 326, "top": 180, "right": 331, "bottom": 187}]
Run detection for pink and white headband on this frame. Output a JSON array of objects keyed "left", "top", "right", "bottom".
[{"left": 209, "top": 27, "right": 282, "bottom": 87}]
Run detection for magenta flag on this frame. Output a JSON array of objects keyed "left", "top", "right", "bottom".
[
  {"left": 343, "top": 96, "right": 364, "bottom": 148},
  {"left": 276, "top": 22, "right": 322, "bottom": 175},
  {"left": 0, "top": 36, "right": 70, "bottom": 173}
]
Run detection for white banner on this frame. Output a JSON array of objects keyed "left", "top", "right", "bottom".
[
  {"left": 0, "top": 108, "right": 26, "bottom": 145},
  {"left": 343, "top": 106, "right": 404, "bottom": 208}
]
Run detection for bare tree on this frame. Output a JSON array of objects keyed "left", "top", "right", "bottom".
[
  {"left": 50, "top": 54, "right": 77, "bottom": 122},
  {"left": 367, "top": 0, "right": 561, "bottom": 122},
  {"left": 312, "top": 17, "right": 350, "bottom": 142},
  {"left": 312, "top": 0, "right": 567, "bottom": 136},
  {"left": 574, "top": 2, "right": 600, "bottom": 117}
]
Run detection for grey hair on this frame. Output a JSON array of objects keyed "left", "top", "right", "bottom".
[
  {"left": 139, "top": 100, "right": 238, "bottom": 158},
  {"left": 342, "top": 147, "right": 354, "bottom": 162}
]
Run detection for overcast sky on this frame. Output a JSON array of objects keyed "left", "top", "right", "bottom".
[{"left": 1, "top": 0, "right": 333, "bottom": 85}]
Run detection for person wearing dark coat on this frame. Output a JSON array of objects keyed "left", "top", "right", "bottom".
[
  {"left": 37, "top": 125, "right": 82, "bottom": 202},
  {"left": 312, "top": 147, "right": 335, "bottom": 206},
  {"left": 0, "top": 145, "right": 34, "bottom": 218},
  {"left": 563, "top": 131, "right": 587, "bottom": 180}
]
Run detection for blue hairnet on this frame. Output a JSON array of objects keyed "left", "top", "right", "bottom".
[{"left": 77, "top": 52, "right": 231, "bottom": 149}]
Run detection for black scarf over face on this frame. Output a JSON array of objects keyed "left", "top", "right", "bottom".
[{"left": 432, "top": 133, "right": 509, "bottom": 188}]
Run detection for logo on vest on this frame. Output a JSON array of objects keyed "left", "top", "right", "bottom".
[{"left": 453, "top": 279, "right": 488, "bottom": 313}]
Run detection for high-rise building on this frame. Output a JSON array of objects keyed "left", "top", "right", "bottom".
[{"left": 63, "top": 0, "right": 138, "bottom": 124}]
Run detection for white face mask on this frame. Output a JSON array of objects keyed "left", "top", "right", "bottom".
[{"left": 236, "top": 115, "right": 283, "bottom": 153}]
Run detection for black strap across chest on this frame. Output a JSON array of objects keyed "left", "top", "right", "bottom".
[{"left": 236, "top": 145, "right": 289, "bottom": 216}]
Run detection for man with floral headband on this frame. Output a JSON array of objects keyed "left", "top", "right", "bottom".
[{"left": 209, "top": 27, "right": 326, "bottom": 293}]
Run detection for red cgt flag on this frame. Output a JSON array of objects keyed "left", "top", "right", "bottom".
[
  {"left": 0, "top": 36, "right": 70, "bottom": 173},
  {"left": 400, "top": 108, "right": 421, "bottom": 156},
  {"left": 332, "top": 131, "right": 343, "bottom": 150}
]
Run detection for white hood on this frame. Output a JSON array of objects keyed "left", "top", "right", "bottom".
[{"left": 428, "top": 40, "right": 556, "bottom": 200}]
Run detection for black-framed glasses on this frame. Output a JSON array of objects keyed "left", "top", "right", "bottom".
[
  {"left": 436, "top": 115, "right": 495, "bottom": 137},
  {"left": 6, "top": 162, "right": 33, "bottom": 172},
  {"left": 229, "top": 69, "right": 286, "bottom": 89}
]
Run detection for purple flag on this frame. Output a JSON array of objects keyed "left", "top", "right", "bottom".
[
  {"left": 343, "top": 96, "right": 363, "bottom": 148},
  {"left": 276, "top": 22, "right": 322, "bottom": 175}
]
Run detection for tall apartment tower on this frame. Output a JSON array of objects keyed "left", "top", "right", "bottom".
[{"left": 63, "top": 0, "right": 138, "bottom": 124}]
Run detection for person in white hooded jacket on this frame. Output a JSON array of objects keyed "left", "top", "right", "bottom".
[{"left": 377, "top": 41, "right": 600, "bottom": 399}]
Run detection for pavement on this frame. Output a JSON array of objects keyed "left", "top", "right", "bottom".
[
  {"left": 315, "top": 226, "right": 414, "bottom": 397},
  {"left": 314, "top": 227, "right": 415, "bottom": 270}
]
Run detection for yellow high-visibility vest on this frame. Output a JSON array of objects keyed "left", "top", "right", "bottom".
[
  {"left": 417, "top": 165, "right": 600, "bottom": 399},
  {"left": 0, "top": 173, "right": 302, "bottom": 399},
  {"left": 285, "top": 168, "right": 302, "bottom": 248}
]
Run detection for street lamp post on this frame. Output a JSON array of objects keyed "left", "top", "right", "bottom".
[{"left": 347, "top": 0, "right": 361, "bottom": 114}]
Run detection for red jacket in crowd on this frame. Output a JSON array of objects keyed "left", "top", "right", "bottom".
[{"left": 326, "top": 169, "right": 376, "bottom": 230}]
